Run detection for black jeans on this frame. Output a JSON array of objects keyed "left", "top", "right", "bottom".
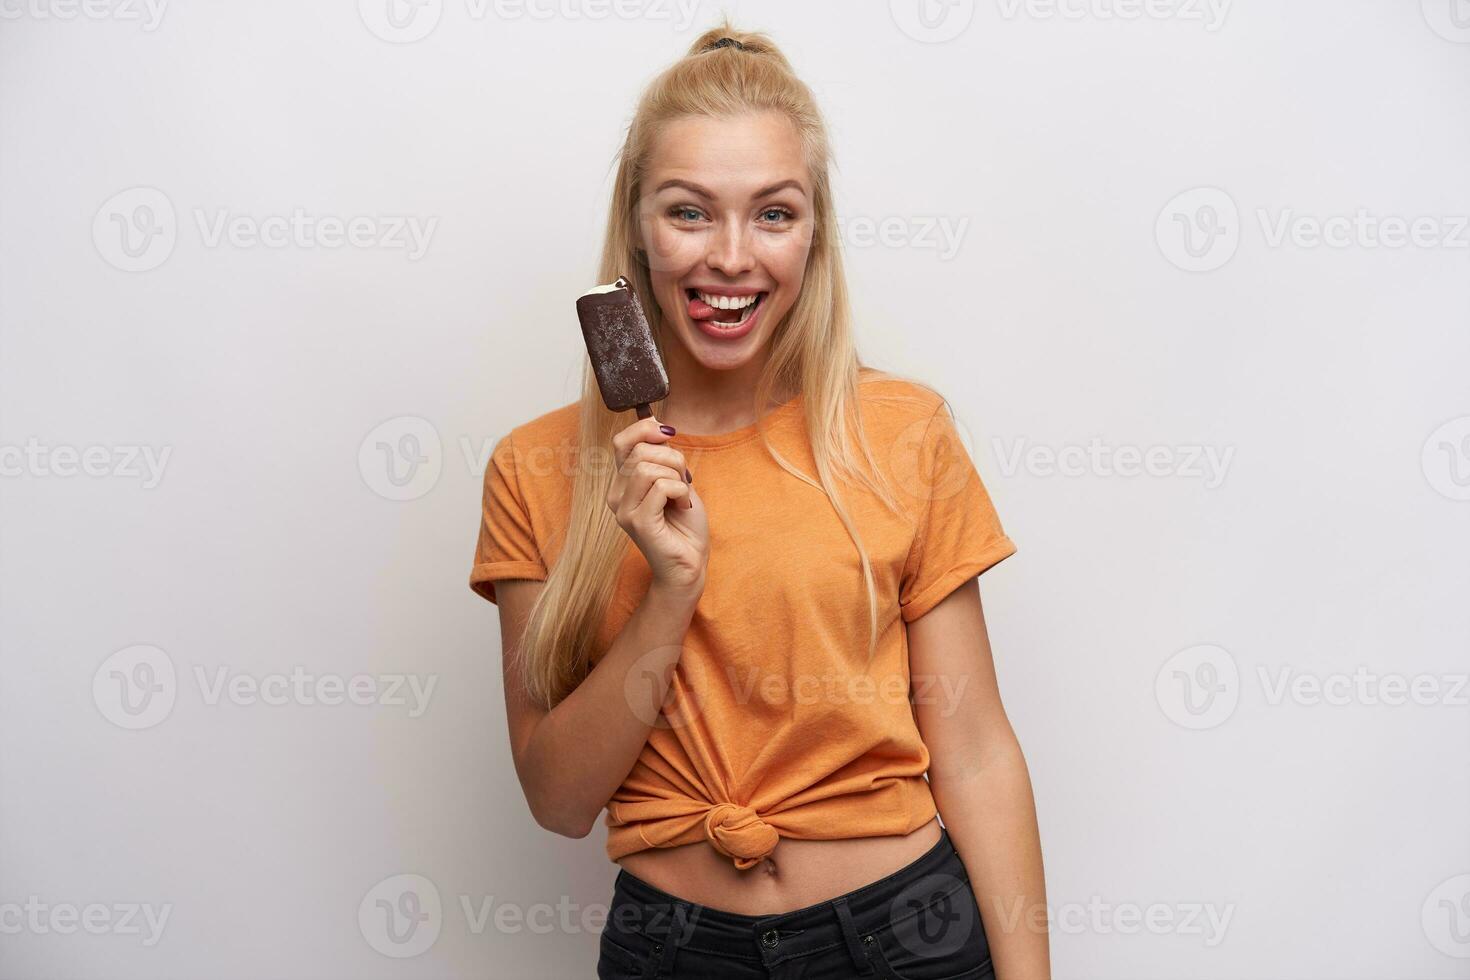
[{"left": 598, "top": 825, "right": 994, "bottom": 979}]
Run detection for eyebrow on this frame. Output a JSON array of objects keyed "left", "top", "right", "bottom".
[{"left": 653, "top": 178, "right": 807, "bottom": 200}]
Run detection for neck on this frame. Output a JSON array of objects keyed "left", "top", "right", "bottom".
[{"left": 657, "top": 341, "right": 793, "bottom": 435}]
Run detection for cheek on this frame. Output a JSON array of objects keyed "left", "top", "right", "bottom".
[
  {"left": 642, "top": 221, "right": 701, "bottom": 274},
  {"left": 756, "top": 236, "right": 810, "bottom": 289}
]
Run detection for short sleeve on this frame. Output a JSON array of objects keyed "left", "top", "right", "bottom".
[
  {"left": 469, "top": 432, "right": 548, "bottom": 604},
  {"left": 898, "top": 403, "right": 1017, "bottom": 622}
]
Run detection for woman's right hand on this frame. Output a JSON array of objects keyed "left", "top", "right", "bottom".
[{"left": 607, "top": 416, "right": 708, "bottom": 597}]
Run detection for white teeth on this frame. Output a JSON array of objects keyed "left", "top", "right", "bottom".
[
  {"left": 709, "top": 296, "right": 759, "bottom": 328},
  {"left": 696, "top": 290, "right": 758, "bottom": 310}
]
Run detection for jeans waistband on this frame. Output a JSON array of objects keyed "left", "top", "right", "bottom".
[{"left": 608, "top": 824, "right": 968, "bottom": 971}]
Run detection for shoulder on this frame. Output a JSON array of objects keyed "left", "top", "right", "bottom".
[
  {"left": 854, "top": 367, "right": 950, "bottom": 433},
  {"left": 501, "top": 399, "right": 581, "bottom": 453},
  {"left": 490, "top": 400, "right": 581, "bottom": 500}
]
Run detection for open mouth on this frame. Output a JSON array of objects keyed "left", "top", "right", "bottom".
[{"left": 686, "top": 288, "right": 767, "bottom": 328}]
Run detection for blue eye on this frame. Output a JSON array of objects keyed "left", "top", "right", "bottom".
[{"left": 666, "top": 205, "right": 794, "bottom": 226}]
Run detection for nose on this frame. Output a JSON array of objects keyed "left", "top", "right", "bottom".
[{"left": 704, "top": 218, "right": 755, "bottom": 277}]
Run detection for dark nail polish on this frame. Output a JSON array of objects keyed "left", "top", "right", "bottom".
[
  {"left": 659, "top": 424, "right": 676, "bottom": 436},
  {"left": 685, "top": 468, "right": 692, "bottom": 484}
]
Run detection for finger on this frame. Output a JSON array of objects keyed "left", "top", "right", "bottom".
[
  {"left": 632, "top": 476, "right": 689, "bottom": 525},
  {"left": 619, "top": 460, "right": 682, "bottom": 521},
  {"left": 625, "top": 459, "right": 683, "bottom": 496},
  {"left": 623, "top": 441, "right": 688, "bottom": 479},
  {"left": 612, "top": 415, "right": 675, "bottom": 470}
]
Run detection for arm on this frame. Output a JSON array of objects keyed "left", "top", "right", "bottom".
[
  {"left": 496, "top": 577, "right": 700, "bottom": 838},
  {"left": 481, "top": 413, "right": 704, "bottom": 840},
  {"left": 909, "top": 576, "right": 1051, "bottom": 980}
]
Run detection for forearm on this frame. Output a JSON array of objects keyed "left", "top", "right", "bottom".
[
  {"left": 930, "top": 737, "right": 1051, "bottom": 980},
  {"left": 520, "top": 583, "right": 699, "bottom": 836}
]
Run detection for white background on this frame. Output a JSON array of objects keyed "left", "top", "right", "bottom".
[{"left": 2, "top": 1, "right": 1468, "bottom": 976}]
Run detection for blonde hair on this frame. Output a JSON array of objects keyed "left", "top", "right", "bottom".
[{"left": 515, "top": 19, "right": 942, "bottom": 710}]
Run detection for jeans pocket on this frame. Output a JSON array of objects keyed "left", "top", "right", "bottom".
[
  {"left": 859, "top": 872, "right": 993, "bottom": 980},
  {"left": 597, "top": 925, "right": 662, "bottom": 980}
]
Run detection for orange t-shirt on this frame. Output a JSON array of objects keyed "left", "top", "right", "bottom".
[{"left": 469, "top": 376, "right": 1017, "bottom": 869}]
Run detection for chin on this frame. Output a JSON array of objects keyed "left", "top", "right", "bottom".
[{"left": 681, "top": 326, "right": 766, "bottom": 368}]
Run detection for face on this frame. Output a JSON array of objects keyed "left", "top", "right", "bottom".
[{"left": 637, "top": 110, "right": 814, "bottom": 375}]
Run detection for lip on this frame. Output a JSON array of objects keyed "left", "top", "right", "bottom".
[{"left": 688, "top": 289, "right": 766, "bottom": 342}]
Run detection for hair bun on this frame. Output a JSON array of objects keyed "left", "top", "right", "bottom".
[{"left": 705, "top": 36, "right": 746, "bottom": 52}]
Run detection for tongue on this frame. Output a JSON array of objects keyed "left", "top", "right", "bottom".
[{"left": 688, "top": 294, "right": 752, "bottom": 323}]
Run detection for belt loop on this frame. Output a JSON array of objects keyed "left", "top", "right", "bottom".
[
  {"left": 833, "top": 896, "right": 877, "bottom": 976},
  {"left": 647, "top": 901, "right": 689, "bottom": 978}
]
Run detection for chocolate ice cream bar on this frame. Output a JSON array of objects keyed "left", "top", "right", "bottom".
[{"left": 576, "top": 275, "right": 669, "bottom": 419}]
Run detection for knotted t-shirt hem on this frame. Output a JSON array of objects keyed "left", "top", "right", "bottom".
[{"left": 604, "top": 775, "right": 939, "bottom": 870}]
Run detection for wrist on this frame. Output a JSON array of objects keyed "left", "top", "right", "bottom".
[{"left": 645, "top": 576, "right": 704, "bottom": 615}]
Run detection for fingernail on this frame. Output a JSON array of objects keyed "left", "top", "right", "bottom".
[
  {"left": 659, "top": 424, "right": 676, "bottom": 436},
  {"left": 684, "top": 468, "right": 692, "bottom": 484}
]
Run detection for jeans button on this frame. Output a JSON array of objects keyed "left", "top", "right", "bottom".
[{"left": 761, "top": 928, "right": 779, "bottom": 948}]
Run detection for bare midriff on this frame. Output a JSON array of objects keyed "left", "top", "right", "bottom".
[{"left": 613, "top": 815, "right": 943, "bottom": 915}]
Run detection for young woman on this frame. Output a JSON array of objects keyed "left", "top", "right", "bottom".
[{"left": 471, "top": 23, "right": 1050, "bottom": 980}]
